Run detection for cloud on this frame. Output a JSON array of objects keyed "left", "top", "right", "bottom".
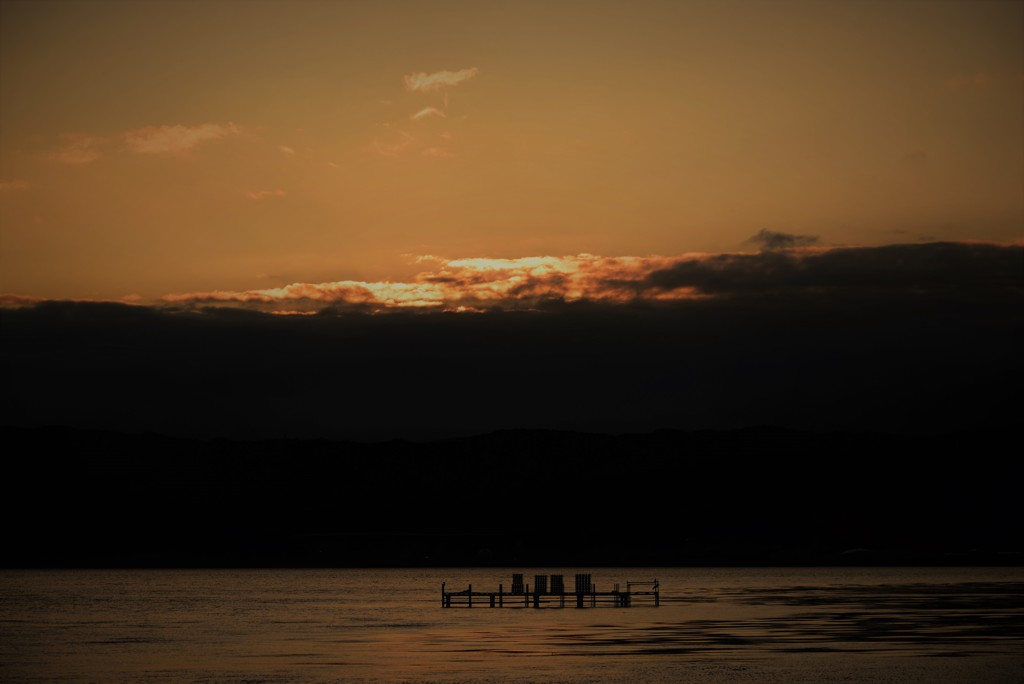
[
  {"left": 411, "top": 107, "right": 447, "bottom": 121},
  {"left": 148, "top": 241, "right": 1024, "bottom": 316},
  {"left": 279, "top": 145, "right": 295, "bottom": 155},
  {"left": 10, "top": 244, "right": 1017, "bottom": 319},
  {"left": 902, "top": 149, "right": 929, "bottom": 166},
  {"left": 0, "top": 179, "right": 29, "bottom": 192},
  {"left": 944, "top": 71, "right": 990, "bottom": 89},
  {"left": 371, "top": 131, "right": 416, "bottom": 157},
  {"left": 49, "top": 134, "right": 105, "bottom": 164},
  {"left": 645, "top": 241, "right": 1022, "bottom": 298},
  {"left": 246, "top": 189, "right": 286, "bottom": 201},
  {"left": 373, "top": 131, "right": 456, "bottom": 158},
  {"left": 0, "top": 294, "right": 45, "bottom": 307},
  {"left": 124, "top": 123, "right": 239, "bottom": 154},
  {"left": 161, "top": 281, "right": 446, "bottom": 311},
  {"left": 0, "top": 293, "right": 143, "bottom": 308},
  {"left": 748, "top": 229, "right": 819, "bottom": 250},
  {"left": 4, "top": 245, "right": 1021, "bottom": 442},
  {"left": 159, "top": 254, "right": 687, "bottom": 313},
  {"left": 404, "top": 67, "right": 479, "bottom": 92}
]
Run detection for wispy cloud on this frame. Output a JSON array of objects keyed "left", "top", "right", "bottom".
[
  {"left": 901, "top": 149, "right": 929, "bottom": 167},
  {"left": 0, "top": 179, "right": 29, "bottom": 192},
  {"left": 376, "top": 68, "right": 478, "bottom": 158},
  {"left": 747, "top": 229, "right": 819, "bottom": 251},
  {"left": 246, "top": 189, "right": 286, "bottom": 201},
  {"left": 49, "top": 134, "right": 105, "bottom": 164},
  {"left": 404, "top": 67, "right": 479, "bottom": 92},
  {"left": 279, "top": 145, "right": 295, "bottom": 155},
  {"left": 0, "top": 293, "right": 143, "bottom": 308},
  {"left": 371, "top": 131, "right": 416, "bottom": 157},
  {"left": 124, "top": 123, "right": 239, "bottom": 154},
  {"left": 0, "top": 294, "right": 46, "bottom": 307},
  {"left": 944, "top": 71, "right": 990, "bottom": 90},
  {"left": 411, "top": 106, "right": 447, "bottom": 121}
]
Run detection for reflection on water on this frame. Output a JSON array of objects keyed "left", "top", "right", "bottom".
[{"left": 1, "top": 568, "right": 1022, "bottom": 683}]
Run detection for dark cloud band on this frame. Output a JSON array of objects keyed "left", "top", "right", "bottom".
[{"left": 645, "top": 241, "right": 1022, "bottom": 297}]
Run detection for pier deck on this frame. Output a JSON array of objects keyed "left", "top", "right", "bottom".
[{"left": 441, "top": 574, "right": 659, "bottom": 608}]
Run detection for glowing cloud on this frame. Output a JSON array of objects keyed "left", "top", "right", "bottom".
[
  {"left": 49, "top": 134, "right": 105, "bottom": 164},
  {"left": 371, "top": 131, "right": 416, "bottom": 157},
  {"left": 411, "top": 106, "right": 447, "bottom": 121},
  {"left": 0, "top": 294, "right": 45, "bottom": 307},
  {"left": 153, "top": 242, "right": 1023, "bottom": 316},
  {"left": 0, "top": 293, "right": 144, "bottom": 307},
  {"left": 404, "top": 67, "right": 479, "bottom": 92},
  {"left": 161, "top": 253, "right": 682, "bottom": 313},
  {"left": 124, "top": 123, "right": 239, "bottom": 154},
  {"left": 246, "top": 189, "right": 286, "bottom": 201}
]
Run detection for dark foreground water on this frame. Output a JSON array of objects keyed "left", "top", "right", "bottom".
[{"left": 1, "top": 567, "right": 1022, "bottom": 683}]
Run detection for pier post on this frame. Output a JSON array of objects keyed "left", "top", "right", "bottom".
[{"left": 439, "top": 574, "right": 659, "bottom": 610}]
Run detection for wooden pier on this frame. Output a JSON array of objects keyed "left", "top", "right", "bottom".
[{"left": 441, "top": 573, "right": 659, "bottom": 608}]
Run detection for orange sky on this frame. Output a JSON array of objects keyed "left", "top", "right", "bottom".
[{"left": 1, "top": 0, "right": 1021, "bottom": 302}]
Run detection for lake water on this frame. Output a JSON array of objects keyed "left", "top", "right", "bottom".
[{"left": 1, "top": 567, "right": 1022, "bottom": 683}]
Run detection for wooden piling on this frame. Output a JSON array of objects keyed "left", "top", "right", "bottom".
[{"left": 440, "top": 574, "right": 660, "bottom": 609}]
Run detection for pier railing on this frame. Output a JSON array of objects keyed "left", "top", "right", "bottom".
[{"left": 441, "top": 574, "right": 659, "bottom": 608}]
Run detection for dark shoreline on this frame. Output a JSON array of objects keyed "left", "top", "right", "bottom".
[{"left": 4, "top": 424, "right": 1020, "bottom": 569}]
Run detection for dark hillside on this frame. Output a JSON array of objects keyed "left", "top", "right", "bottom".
[{"left": 3, "top": 426, "right": 1019, "bottom": 567}]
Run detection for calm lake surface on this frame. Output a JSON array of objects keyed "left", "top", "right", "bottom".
[{"left": 1, "top": 567, "right": 1022, "bottom": 683}]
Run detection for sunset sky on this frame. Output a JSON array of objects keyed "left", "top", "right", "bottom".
[
  {"left": 1, "top": 0, "right": 1021, "bottom": 305},
  {"left": 1, "top": 0, "right": 1022, "bottom": 440}
]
